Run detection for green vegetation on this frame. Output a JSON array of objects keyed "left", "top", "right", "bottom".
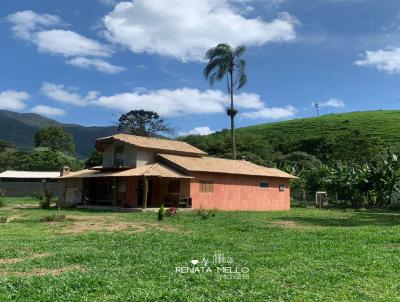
[
  {"left": 34, "top": 127, "right": 75, "bottom": 154},
  {"left": 0, "top": 199, "right": 400, "bottom": 301},
  {"left": 0, "top": 110, "right": 116, "bottom": 158}
]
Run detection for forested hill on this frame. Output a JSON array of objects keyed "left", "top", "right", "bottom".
[
  {"left": 181, "top": 110, "right": 400, "bottom": 165},
  {"left": 0, "top": 110, "right": 116, "bottom": 158}
]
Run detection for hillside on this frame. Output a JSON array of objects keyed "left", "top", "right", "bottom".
[
  {"left": 182, "top": 110, "right": 400, "bottom": 164},
  {"left": 0, "top": 110, "right": 116, "bottom": 158},
  {"left": 238, "top": 110, "right": 400, "bottom": 148}
]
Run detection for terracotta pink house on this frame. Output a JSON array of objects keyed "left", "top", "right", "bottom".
[{"left": 59, "top": 134, "right": 297, "bottom": 211}]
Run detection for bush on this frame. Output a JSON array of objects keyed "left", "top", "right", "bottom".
[
  {"left": 40, "top": 214, "right": 66, "bottom": 222},
  {"left": 390, "top": 191, "right": 400, "bottom": 210},
  {"left": 0, "top": 189, "right": 6, "bottom": 208},
  {"left": 0, "top": 216, "right": 7, "bottom": 223},
  {"left": 158, "top": 204, "right": 166, "bottom": 221},
  {"left": 166, "top": 207, "right": 178, "bottom": 217},
  {"left": 39, "top": 190, "right": 53, "bottom": 209},
  {"left": 196, "top": 209, "right": 217, "bottom": 220},
  {"left": 32, "top": 191, "right": 44, "bottom": 200}
]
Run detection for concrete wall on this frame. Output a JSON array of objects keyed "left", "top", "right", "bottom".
[
  {"left": 0, "top": 181, "right": 60, "bottom": 197},
  {"left": 189, "top": 172, "right": 290, "bottom": 211}
]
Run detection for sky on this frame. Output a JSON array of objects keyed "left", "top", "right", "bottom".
[{"left": 1, "top": 0, "right": 400, "bottom": 136}]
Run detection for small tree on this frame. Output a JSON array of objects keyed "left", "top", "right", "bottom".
[
  {"left": 85, "top": 150, "right": 103, "bottom": 168},
  {"left": 118, "top": 110, "right": 174, "bottom": 137},
  {"left": 34, "top": 127, "right": 75, "bottom": 154}
]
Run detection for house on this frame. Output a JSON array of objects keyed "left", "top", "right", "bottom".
[
  {"left": 59, "top": 134, "right": 297, "bottom": 211},
  {"left": 0, "top": 170, "right": 60, "bottom": 197}
]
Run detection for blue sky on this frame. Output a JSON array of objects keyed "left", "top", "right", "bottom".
[{"left": 1, "top": 0, "right": 400, "bottom": 135}]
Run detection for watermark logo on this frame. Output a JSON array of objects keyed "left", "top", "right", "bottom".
[{"left": 175, "top": 250, "right": 249, "bottom": 280}]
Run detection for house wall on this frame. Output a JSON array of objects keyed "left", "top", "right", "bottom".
[
  {"left": 189, "top": 172, "right": 290, "bottom": 211},
  {"left": 102, "top": 142, "right": 154, "bottom": 168},
  {"left": 59, "top": 178, "right": 83, "bottom": 207},
  {"left": 136, "top": 149, "right": 155, "bottom": 167},
  {"left": 0, "top": 180, "right": 60, "bottom": 197},
  {"left": 103, "top": 145, "right": 114, "bottom": 168}
]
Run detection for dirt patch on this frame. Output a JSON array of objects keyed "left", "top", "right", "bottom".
[
  {"left": 271, "top": 220, "right": 301, "bottom": 228},
  {"left": 11, "top": 204, "right": 39, "bottom": 209},
  {"left": 0, "top": 265, "right": 85, "bottom": 277},
  {"left": 0, "top": 253, "right": 51, "bottom": 264},
  {"left": 59, "top": 216, "right": 179, "bottom": 235}
]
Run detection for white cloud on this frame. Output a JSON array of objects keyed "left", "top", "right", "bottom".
[
  {"left": 355, "top": 47, "right": 400, "bottom": 73},
  {"left": 66, "top": 57, "right": 125, "bottom": 74},
  {"left": 94, "top": 88, "right": 264, "bottom": 116},
  {"left": 0, "top": 90, "right": 30, "bottom": 111},
  {"left": 241, "top": 105, "right": 297, "bottom": 120},
  {"left": 6, "top": 10, "right": 62, "bottom": 40},
  {"left": 7, "top": 11, "right": 120, "bottom": 74},
  {"left": 35, "top": 30, "right": 111, "bottom": 57},
  {"left": 103, "top": 0, "right": 298, "bottom": 61},
  {"left": 180, "top": 126, "right": 215, "bottom": 136},
  {"left": 40, "top": 83, "right": 296, "bottom": 120},
  {"left": 41, "top": 82, "right": 99, "bottom": 106},
  {"left": 320, "top": 98, "right": 345, "bottom": 108},
  {"left": 30, "top": 105, "right": 65, "bottom": 116}
]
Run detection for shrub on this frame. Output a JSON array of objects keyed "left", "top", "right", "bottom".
[
  {"left": 32, "top": 191, "right": 44, "bottom": 200},
  {"left": 0, "top": 189, "right": 6, "bottom": 208},
  {"left": 0, "top": 216, "right": 7, "bottom": 223},
  {"left": 166, "top": 207, "right": 178, "bottom": 217},
  {"left": 40, "top": 214, "right": 66, "bottom": 222},
  {"left": 158, "top": 204, "right": 166, "bottom": 221},
  {"left": 390, "top": 191, "right": 400, "bottom": 210},
  {"left": 39, "top": 190, "right": 53, "bottom": 209}
]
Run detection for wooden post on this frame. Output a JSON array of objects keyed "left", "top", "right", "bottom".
[
  {"left": 112, "top": 179, "right": 117, "bottom": 207},
  {"left": 142, "top": 177, "right": 148, "bottom": 209}
]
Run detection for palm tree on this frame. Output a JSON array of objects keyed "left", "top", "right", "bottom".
[{"left": 203, "top": 43, "right": 247, "bottom": 160}]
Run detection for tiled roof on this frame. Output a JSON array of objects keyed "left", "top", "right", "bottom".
[
  {"left": 96, "top": 134, "right": 207, "bottom": 156},
  {"left": 59, "top": 163, "right": 192, "bottom": 179},
  {"left": 0, "top": 170, "right": 60, "bottom": 179},
  {"left": 158, "top": 154, "right": 298, "bottom": 179}
]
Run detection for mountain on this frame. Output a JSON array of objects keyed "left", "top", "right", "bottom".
[{"left": 0, "top": 110, "right": 116, "bottom": 158}]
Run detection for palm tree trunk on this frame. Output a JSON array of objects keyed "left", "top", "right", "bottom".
[{"left": 230, "top": 70, "right": 236, "bottom": 160}]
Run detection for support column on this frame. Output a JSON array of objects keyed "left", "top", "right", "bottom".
[
  {"left": 142, "top": 177, "right": 149, "bottom": 209},
  {"left": 112, "top": 179, "right": 117, "bottom": 207}
]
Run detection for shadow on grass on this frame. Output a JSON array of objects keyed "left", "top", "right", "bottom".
[{"left": 278, "top": 211, "right": 400, "bottom": 227}]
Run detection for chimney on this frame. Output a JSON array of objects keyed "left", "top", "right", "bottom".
[{"left": 60, "top": 166, "right": 70, "bottom": 177}]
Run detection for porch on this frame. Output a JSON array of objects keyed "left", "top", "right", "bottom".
[
  {"left": 60, "top": 162, "right": 194, "bottom": 209},
  {"left": 81, "top": 176, "right": 192, "bottom": 209}
]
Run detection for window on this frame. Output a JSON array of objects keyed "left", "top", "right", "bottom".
[
  {"left": 168, "top": 180, "right": 180, "bottom": 193},
  {"left": 279, "top": 184, "right": 286, "bottom": 192},
  {"left": 259, "top": 182, "right": 270, "bottom": 189},
  {"left": 114, "top": 145, "right": 125, "bottom": 166},
  {"left": 199, "top": 180, "right": 213, "bottom": 193}
]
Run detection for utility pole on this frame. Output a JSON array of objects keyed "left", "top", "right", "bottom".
[{"left": 313, "top": 101, "right": 320, "bottom": 116}]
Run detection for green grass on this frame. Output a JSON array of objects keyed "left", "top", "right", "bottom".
[
  {"left": 1, "top": 200, "right": 400, "bottom": 301},
  {"left": 240, "top": 110, "right": 400, "bottom": 148}
]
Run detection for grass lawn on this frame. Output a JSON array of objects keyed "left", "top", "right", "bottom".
[{"left": 0, "top": 199, "right": 400, "bottom": 301}]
